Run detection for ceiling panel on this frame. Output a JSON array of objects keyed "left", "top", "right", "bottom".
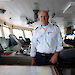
[{"left": 0, "top": 0, "right": 75, "bottom": 28}]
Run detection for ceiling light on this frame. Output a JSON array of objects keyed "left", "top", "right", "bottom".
[
  {"left": 63, "top": 2, "right": 75, "bottom": 14},
  {"left": 0, "top": 0, "right": 11, "bottom": 1}
]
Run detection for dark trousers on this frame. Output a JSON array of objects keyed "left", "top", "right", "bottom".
[{"left": 35, "top": 52, "right": 54, "bottom": 66}]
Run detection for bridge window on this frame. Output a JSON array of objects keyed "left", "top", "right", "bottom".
[
  {"left": 0, "top": 26, "right": 2, "bottom": 37},
  {"left": 24, "top": 30, "right": 32, "bottom": 40},
  {"left": 13, "top": 29, "right": 23, "bottom": 39},
  {"left": 3, "top": 26, "right": 10, "bottom": 38}
]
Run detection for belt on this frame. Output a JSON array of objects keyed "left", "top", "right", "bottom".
[{"left": 36, "top": 52, "right": 53, "bottom": 56}]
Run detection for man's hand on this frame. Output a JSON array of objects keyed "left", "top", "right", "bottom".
[
  {"left": 32, "top": 57, "right": 36, "bottom": 65},
  {"left": 49, "top": 52, "right": 59, "bottom": 64}
]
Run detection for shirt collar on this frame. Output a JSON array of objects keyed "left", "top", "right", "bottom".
[{"left": 39, "top": 23, "right": 53, "bottom": 28}]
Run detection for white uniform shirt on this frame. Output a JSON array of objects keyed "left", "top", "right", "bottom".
[{"left": 30, "top": 23, "right": 63, "bottom": 57}]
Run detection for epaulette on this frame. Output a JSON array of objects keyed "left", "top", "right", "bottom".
[
  {"left": 35, "top": 27, "right": 38, "bottom": 30},
  {"left": 53, "top": 24, "right": 59, "bottom": 27},
  {"left": 56, "top": 25, "right": 58, "bottom": 27}
]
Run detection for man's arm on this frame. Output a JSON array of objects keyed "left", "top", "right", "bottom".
[
  {"left": 30, "top": 31, "right": 37, "bottom": 65},
  {"left": 50, "top": 27, "right": 63, "bottom": 64},
  {"left": 49, "top": 52, "right": 59, "bottom": 64},
  {"left": 30, "top": 40, "right": 37, "bottom": 65},
  {"left": 32, "top": 57, "right": 36, "bottom": 65}
]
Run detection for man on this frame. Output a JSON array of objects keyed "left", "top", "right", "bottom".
[{"left": 30, "top": 10, "right": 63, "bottom": 65}]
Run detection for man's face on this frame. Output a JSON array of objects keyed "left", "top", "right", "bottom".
[{"left": 39, "top": 11, "right": 49, "bottom": 25}]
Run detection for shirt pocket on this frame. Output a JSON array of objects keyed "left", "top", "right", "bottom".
[
  {"left": 47, "top": 31, "right": 57, "bottom": 39},
  {"left": 46, "top": 31, "right": 58, "bottom": 48}
]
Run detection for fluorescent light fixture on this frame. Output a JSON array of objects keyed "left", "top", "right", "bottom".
[{"left": 63, "top": 2, "right": 75, "bottom": 13}]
